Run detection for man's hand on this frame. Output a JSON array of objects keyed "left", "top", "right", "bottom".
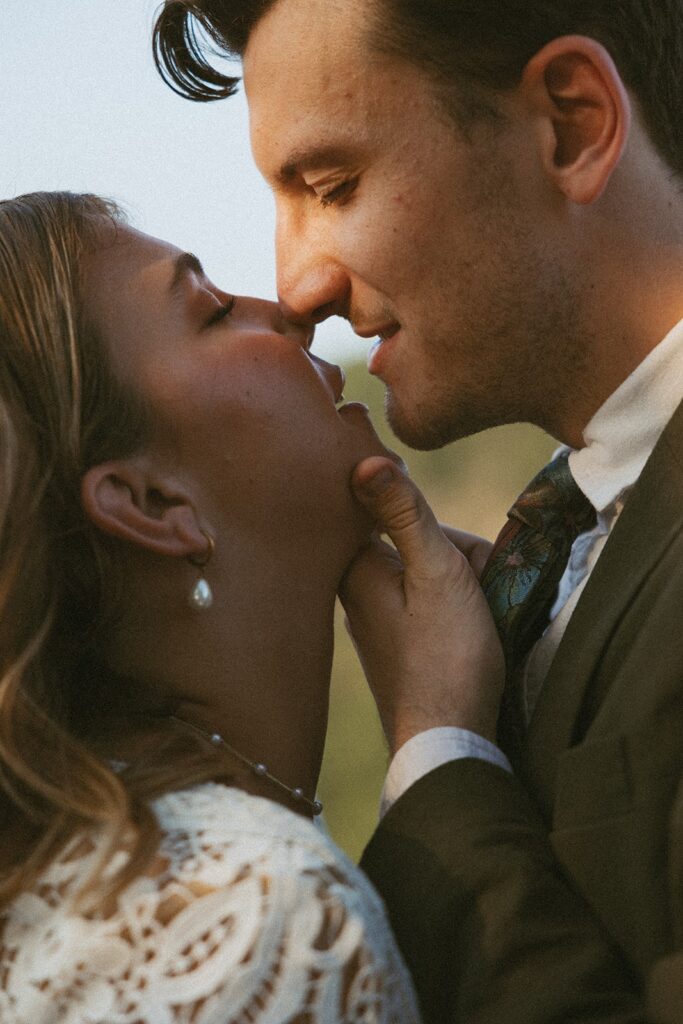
[
  {"left": 438, "top": 524, "right": 493, "bottom": 580},
  {"left": 339, "top": 457, "right": 505, "bottom": 756}
]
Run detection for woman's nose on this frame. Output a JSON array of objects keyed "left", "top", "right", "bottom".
[
  {"left": 273, "top": 304, "right": 315, "bottom": 351},
  {"left": 262, "top": 299, "right": 345, "bottom": 397},
  {"left": 284, "top": 320, "right": 316, "bottom": 352},
  {"left": 241, "top": 297, "right": 315, "bottom": 350}
]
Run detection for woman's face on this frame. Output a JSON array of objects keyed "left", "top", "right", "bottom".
[{"left": 84, "top": 226, "right": 394, "bottom": 552}]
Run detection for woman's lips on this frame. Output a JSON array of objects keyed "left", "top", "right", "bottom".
[
  {"left": 337, "top": 401, "right": 405, "bottom": 467},
  {"left": 309, "top": 352, "right": 346, "bottom": 406},
  {"left": 337, "top": 400, "right": 370, "bottom": 416}
]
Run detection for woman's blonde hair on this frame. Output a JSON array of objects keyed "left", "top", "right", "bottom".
[{"left": 0, "top": 191, "right": 224, "bottom": 910}]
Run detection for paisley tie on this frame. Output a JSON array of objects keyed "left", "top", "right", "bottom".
[{"left": 480, "top": 451, "right": 597, "bottom": 753}]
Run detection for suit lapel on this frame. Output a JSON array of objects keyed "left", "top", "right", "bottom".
[{"left": 521, "top": 398, "right": 683, "bottom": 816}]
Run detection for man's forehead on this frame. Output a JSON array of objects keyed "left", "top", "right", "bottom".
[
  {"left": 245, "top": 0, "right": 365, "bottom": 55},
  {"left": 244, "top": 0, "right": 395, "bottom": 175},
  {"left": 244, "top": 0, "right": 370, "bottom": 100}
]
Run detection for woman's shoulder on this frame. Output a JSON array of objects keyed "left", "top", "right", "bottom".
[
  {"left": 153, "top": 779, "right": 329, "bottom": 847},
  {"left": 0, "top": 782, "right": 420, "bottom": 1023},
  {"left": 153, "top": 781, "right": 358, "bottom": 875},
  {"left": 145, "top": 783, "right": 420, "bottom": 1020},
  {"left": 151, "top": 781, "right": 395, "bottom": 931}
]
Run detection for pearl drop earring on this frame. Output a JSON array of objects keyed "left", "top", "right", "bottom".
[{"left": 188, "top": 529, "right": 215, "bottom": 611}]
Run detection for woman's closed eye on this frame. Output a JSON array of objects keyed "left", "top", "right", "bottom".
[{"left": 205, "top": 297, "right": 236, "bottom": 328}]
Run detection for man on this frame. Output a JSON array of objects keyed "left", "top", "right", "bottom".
[{"left": 154, "top": 1, "right": 683, "bottom": 1020}]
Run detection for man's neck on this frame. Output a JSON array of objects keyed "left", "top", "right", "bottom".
[{"left": 555, "top": 250, "right": 683, "bottom": 449}]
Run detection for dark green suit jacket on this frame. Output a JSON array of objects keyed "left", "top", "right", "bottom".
[{"left": 361, "top": 399, "right": 683, "bottom": 1023}]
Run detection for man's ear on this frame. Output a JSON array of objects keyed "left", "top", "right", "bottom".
[
  {"left": 521, "top": 35, "right": 632, "bottom": 204},
  {"left": 81, "top": 458, "right": 208, "bottom": 559}
]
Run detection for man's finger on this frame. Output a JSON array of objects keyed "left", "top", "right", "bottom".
[
  {"left": 351, "top": 456, "right": 455, "bottom": 576},
  {"left": 338, "top": 534, "right": 401, "bottom": 603}
]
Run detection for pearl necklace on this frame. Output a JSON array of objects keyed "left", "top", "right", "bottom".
[{"left": 169, "top": 715, "right": 323, "bottom": 816}]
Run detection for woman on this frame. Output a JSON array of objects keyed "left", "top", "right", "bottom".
[{"left": 0, "top": 191, "right": 420, "bottom": 1023}]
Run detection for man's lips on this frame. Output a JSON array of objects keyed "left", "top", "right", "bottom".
[
  {"left": 353, "top": 320, "right": 400, "bottom": 341},
  {"left": 367, "top": 324, "right": 400, "bottom": 376}
]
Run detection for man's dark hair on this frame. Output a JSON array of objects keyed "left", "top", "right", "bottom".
[{"left": 153, "top": 0, "right": 683, "bottom": 177}]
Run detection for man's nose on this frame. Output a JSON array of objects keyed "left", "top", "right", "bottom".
[{"left": 277, "top": 243, "right": 351, "bottom": 326}]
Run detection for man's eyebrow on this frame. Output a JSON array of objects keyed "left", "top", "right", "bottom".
[
  {"left": 169, "top": 252, "right": 206, "bottom": 295},
  {"left": 277, "top": 146, "right": 354, "bottom": 184}
]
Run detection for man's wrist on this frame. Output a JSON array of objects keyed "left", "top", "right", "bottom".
[
  {"left": 380, "top": 726, "right": 513, "bottom": 817},
  {"left": 385, "top": 708, "right": 500, "bottom": 758}
]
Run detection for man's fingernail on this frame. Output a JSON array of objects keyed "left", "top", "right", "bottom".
[{"left": 360, "top": 466, "right": 394, "bottom": 495}]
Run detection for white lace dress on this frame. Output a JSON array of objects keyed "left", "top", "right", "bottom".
[{"left": 0, "top": 782, "right": 420, "bottom": 1024}]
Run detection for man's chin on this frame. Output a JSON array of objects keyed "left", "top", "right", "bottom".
[{"left": 384, "top": 392, "right": 481, "bottom": 451}]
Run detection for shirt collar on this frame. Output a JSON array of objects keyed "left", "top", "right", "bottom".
[{"left": 568, "top": 318, "right": 683, "bottom": 514}]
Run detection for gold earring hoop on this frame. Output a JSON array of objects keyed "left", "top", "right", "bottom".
[{"left": 188, "top": 529, "right": 215, "bottom": 610}]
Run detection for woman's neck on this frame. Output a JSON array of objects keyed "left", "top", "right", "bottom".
[
  {"left": 108, "top": 546, "right": 342, "bottom": 810},
  {"left": 170, "top": 588, "right": 336, "bottom": 803}
]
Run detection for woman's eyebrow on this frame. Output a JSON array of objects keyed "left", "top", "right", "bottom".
[{"left": 169, "top": 252, "right": 205, "bottom": 295}]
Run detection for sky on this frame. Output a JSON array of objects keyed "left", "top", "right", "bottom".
[{"left": 0, "top": 0, "right": 366, "bottom": 361}]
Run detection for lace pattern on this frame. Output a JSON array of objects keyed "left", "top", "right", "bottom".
[{"left": 0, "top": 783, "right": 420, "bottom": 1023}]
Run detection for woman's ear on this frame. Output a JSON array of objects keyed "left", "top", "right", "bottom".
[
  {"left": 521, "top": 35, "right": 632, "bottom": 204},
  {"left": 81, "top": 457, "right": 208, "bottom": 559}
]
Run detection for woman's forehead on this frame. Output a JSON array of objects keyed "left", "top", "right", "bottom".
[
  {"left": 87, "top": 226, "right": 180, "bottom": 288},
  {"left": 84, "top": 226, "right": 183, "bottom": 329},
  {"left": 82, "top": 226, "right": 186, "bottom": 388}
]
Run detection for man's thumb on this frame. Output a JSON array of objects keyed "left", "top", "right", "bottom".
[{"left": 352, "top": 457, "right": 449, "bottom": 571}]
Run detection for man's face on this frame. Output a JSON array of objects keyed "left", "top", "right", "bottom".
[{"left": 245, "top": 0, "right": 584, "bottom": 448}]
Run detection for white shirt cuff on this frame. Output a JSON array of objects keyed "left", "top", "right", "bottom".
[{"left": 380, "top": 727, "right": 513, "bottom": 818}]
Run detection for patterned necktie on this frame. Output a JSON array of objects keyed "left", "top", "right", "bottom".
[{"left": 480, "top": 451, "right": 597, "bottom": 751}]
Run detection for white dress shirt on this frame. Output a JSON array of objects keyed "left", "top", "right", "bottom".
[{"left": 381, "top": 318, "right": 683, "bottom": 818}]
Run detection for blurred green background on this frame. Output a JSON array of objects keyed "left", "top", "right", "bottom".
[{"left": 317, "top": 360, "right": 556, "bottom": 861}]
